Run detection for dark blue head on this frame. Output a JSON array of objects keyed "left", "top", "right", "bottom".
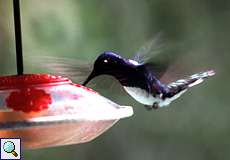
[{"left": 82, "top": 52, "right": 135, "bottom": 86}]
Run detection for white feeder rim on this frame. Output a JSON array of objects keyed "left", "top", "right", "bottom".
[{"left": 0, "top": 106, "right": 133, "bottom": 131}]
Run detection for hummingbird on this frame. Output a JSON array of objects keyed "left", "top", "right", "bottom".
[
  {"left": 82, "top": 52, "right": 215, "bottom": 110},
  {"left": 32, "top": 35, "right": 215, "bottom": 110}
]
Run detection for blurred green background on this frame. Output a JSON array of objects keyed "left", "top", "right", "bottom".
[{"left": 0, "top": 0, "right": 229, "bottom": 159}]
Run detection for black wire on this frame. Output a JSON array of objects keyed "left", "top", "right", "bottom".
[{"left": 13, "top": 0, "right": 24, "bottom": 75}]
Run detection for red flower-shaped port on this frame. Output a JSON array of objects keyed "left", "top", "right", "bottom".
[{"left": 6, "top": 88, "right": 52, "bottom": 112}]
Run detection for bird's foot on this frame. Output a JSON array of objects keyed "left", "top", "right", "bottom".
[{"left": 144, "top": 102, "right": 158, "bottom": 111}]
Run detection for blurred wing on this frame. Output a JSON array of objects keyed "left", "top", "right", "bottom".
[
  {"left": 146, "top": 62, "right": 171, "bottom": 80},
  {"left": 132, "top": 32, "right": 172, "bottom": 80},
  {"left": 87, "top": 75, "right": 129, "bottom": 96},
  {"left": 131, "top": 32, "right": 165, "bottom": 64},
  {"left": 31, "top": 56, "right": 93, "bottom": 83}
]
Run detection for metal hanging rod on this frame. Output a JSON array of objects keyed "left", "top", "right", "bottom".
[{"left": 13, "top": 0, "right": 24, "bottom": 75}]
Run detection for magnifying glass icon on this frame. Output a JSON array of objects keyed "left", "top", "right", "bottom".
[{"left": 3, "top": 141, "right": 18, "bottom": 157}]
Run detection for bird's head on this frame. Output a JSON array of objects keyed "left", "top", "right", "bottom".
[{"left": 82, "top": 52, "right": 128, "bottom": 86}]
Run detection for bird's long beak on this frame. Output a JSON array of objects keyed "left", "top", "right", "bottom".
[{"left": 82, "top": 70, "right": 98, "bottom": 86}]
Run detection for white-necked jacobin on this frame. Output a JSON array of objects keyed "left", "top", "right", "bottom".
[{"left": 82, "top": 52, "right": 215, "bottom": 110}]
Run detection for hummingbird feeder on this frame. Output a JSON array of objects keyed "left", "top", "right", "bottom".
[{"left": 0, "top": 0, "right": 133, "bottom": 149}]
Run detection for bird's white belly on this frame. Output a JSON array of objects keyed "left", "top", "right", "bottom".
[{"left": 123, "top": 86, "right": 187, "bottom": 107}]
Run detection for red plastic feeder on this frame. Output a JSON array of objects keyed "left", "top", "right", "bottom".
[{"left": 0, "top": 74, "right": 133, "bottom": 149}]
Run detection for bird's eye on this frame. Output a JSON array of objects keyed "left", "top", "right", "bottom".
[{"left": 104, "top": 59, "right": 108, "bottom": 63}]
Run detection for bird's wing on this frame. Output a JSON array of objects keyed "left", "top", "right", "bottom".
[
  {"left": 131, "top": 32, "right": 172, "bottom": 80},
  {"left": 131, "top": 32, "right": 165, "bottom": 64},
  {"left": 30, "top": 55, "right": 92, "bottom": 84}
]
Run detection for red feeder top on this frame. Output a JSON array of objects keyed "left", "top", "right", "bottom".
[{"left": 0, "top": 74, "right": 71, "bottom": 89}]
